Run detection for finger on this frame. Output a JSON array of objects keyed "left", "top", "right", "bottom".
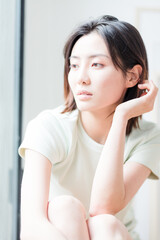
[
  {"left": 138, "top": 80, "right": 158, "bottom": 89},
  {"left": 138, "top": 83, "right": 149, "bottom": 88},
  {"left": 138, "top": 80, "right": 158, "bottom": 98},
  {"left": 138, "top": 83, "right": 151, "bottom": 92},
  {"left": 150, "top": 80, "right": 159, "bottom": 92},
  {"left": 138, "top": 80, "right": 155, "bottom": 92},
  {"left": 138, "top": 80, "right": 151, "bottom": 87}
]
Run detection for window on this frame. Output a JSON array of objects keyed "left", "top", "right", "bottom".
[{"left": 0, "top": 1, "right": 24, "bottom": 239}]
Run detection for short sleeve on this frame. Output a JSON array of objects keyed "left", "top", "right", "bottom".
[
  {"left": 125, "top": 128, "right": 160, "bottom": 180},
  {"left": 18, "top": 110, "right": 67, "bottom": 164}
]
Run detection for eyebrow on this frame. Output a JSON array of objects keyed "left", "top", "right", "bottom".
[{"left": 69, "top": 54, "right": 109, "bottom": 60}]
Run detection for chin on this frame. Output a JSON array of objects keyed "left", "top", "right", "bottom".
[
  {"left": 76, "top": 105, "right": 90, "bottom": 112},
  {"left": 75, "top": 102, "right": 98, "bottom": 112}
]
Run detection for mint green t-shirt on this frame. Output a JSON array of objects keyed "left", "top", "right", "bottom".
[{"left": 18, "top": 105, "right": 160, "bottom": 239}]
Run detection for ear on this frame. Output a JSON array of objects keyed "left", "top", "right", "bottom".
[{"left": 126, "top": 65, "right": 142, "bottom": 88}]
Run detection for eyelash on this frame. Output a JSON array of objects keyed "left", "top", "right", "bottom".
[
  {"left": 69, "top": 64, "right": 78, "bottom": 69},
  {"left": 69, "top": 63, "right": 104, "bottom": 69},
  {"left": 92, "top": 63, "right": 103, "bottom": 67}
]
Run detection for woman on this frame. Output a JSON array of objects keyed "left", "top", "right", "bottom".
[{"left": 19, "top": 15, "right": 160, "bottom": 240}]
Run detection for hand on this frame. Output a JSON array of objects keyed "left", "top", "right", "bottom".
[{"left": 115, "top": 80, "right": 158, "bottom": 120}]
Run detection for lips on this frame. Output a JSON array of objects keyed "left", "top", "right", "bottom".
[{"left": 77, "top": 90, "right": 93, "bottom": 95}]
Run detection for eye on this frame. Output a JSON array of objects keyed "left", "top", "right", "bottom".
[
  {"left": 92, "top": 63, "right": 104, "bottom": 68},
  {"left": 69, "top": 64, "right": 79, "bottom": 69}
]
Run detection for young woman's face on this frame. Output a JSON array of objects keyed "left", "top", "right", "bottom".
[{"left": 68, "top": 32, "right": 127, "bottom": 113}]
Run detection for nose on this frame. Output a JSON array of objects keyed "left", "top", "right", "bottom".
[{"left": 76, "top": 66, "right": 91, "bottom": 85}]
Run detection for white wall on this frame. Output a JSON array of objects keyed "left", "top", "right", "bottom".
[
  {"left": 22, "top": 1, "right": 160, "bottom": 239},
  {"left": 22, "top": 0, "right": 160, "bottom": 126}
]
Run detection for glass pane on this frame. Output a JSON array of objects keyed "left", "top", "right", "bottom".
[{"left": 0, "top": 1, "right": 22, "bottom": 239}]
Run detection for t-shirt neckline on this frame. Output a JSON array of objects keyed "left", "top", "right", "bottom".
[{"left": 77, "top": 111, "right": 105, "bottom": 151}]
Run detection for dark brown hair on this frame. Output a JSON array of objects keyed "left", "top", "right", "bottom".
[{"left": 61, "top": 15, "right": 148, "bottom": 135}]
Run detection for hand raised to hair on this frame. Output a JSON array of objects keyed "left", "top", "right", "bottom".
[{"left": 115, "top": 80, "right": 158, "bottom": 120}]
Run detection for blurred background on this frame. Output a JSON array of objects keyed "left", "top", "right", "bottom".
[{"left": 0, "top": 0, "right": 160, "bottom": 239}]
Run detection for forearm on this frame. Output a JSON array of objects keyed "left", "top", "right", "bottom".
[
  {"left": 89, "top": 110, "right": 128, "bottom": 216},
  {"left": 21, "top": 218, "right": 67, "bottom": 240}
]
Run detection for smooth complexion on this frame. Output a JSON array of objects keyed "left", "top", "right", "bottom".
[{"left": 68, "top": 32, "right": 128, "bottom": 144}]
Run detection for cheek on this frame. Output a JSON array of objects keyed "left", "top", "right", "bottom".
[
  {"left": 93, "top": 73, "right": 119, "bottom": 91},
  {"left": 68, "top": 72, "right": 71, "bottom": 84},
  {"left": 68, "top": 73, "right": 74, "bottom": 90},
  {"left": 94, "top": 73, "right": 126, "bottom": 101}
]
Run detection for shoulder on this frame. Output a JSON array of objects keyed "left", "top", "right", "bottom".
[
  {"left": 27, "top": 104, "right": 79, "bottom": 152},
  {"left": 29, "top": 104, "right": 79, "bottom": 132},
  {"left": 125, "top": 117, "right": 160, "bottom": 163},
  {"left": 19, "top": 105, "right": 79, "bottom": 164},
  {"left": 125, "top": 118, "right": 160, "bottom": 179},
  {"left": 127, "top": 117, "right": 160, "bottom": 146}
]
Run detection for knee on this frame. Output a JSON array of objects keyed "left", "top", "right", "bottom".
[
  {"left": 48, "top": 195, "right": 86, "bottom": 221},
  {"left": 102, "top": 214, "right": 121, "bottom": 232},
  {"left": 89, "top": 214, "right": 125, "bottom": 239},
  {"left": 90, "top": 214, "right": 119, "bottom": 229}
]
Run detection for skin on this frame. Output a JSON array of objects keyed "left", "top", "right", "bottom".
[
  {"left": 68, "top": 31, "right": 145, "bottom": 144},
  {"left": 20, "top": 31, "right": 158, "bottom": 240}
]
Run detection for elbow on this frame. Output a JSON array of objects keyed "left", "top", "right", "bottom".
[
  {"left": 89, "top": 201, "right": 125, "bottom": 217},
  {"left": 20, "top": 232, "right": 27, "bottom": 240},
  {"left": 20, "top": 230, "right": 32, "bottom": 240},
  {"left": 20, "top": 222, "right": 32, "bottom": 240},
  {"left": 20, "top": 224, "right": 37, "bottom": 240},
  {"left": 89, "top": 206, "right": 116, "bottom": 217},
  {"left": 20, "top": 230, "right": 38, "bottom": 240},
  {"left": 20, "top": 227, "right": 27, "bottom": 240}
]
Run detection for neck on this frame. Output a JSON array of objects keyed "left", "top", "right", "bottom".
[{"left": 79, "top": 107, "right": 116, "bottom": 145}]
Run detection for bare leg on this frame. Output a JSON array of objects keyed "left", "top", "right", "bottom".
[
  {"left": 48, "top": 195, "right": 132, "bottom": 240},
  {"left": 87, "top": 214, "right": 133, "bottom": 240},
  {"left": 47, "top": 195, "right": 90, "bottom": 240}
]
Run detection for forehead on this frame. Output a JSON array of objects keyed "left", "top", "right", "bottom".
[{"left": 71, "top": 32, "right": 110, "bottom": 57}]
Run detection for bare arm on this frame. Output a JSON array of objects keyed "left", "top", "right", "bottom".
[
  {"left": 89, "top": 80, "right": 157, "bottom": 216},
  {"left": 20, "top": 149, "right": 67, "bottom": 240}
]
